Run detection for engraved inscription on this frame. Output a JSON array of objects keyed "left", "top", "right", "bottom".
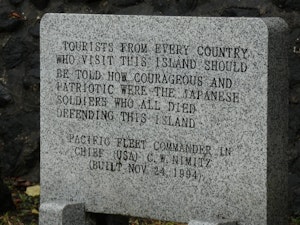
[{"left": 52, "top": 40, "right": 248, "bottom": 182}]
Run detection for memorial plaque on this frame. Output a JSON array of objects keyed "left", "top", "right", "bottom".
[{"left": 40, "top": 14, "right": 288, "bottom": 225}]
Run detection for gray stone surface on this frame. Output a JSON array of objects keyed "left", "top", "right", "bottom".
[
  {"left": 188, "top": 220, "right": 237, "bottom": 225},
  {"left": 40, "top": 14, "right": 288, "bottom": 225},
  {"left": 39, "top": 202, "right": 85, "bottom": 225}
]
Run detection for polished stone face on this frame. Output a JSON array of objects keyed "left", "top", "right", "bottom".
[{"left": 40, "top": 14, "right": 288, "bottom": 225}]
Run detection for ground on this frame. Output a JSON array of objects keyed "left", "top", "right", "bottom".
[{"left": 0, "top": 177, "right": 299, "bottom": 225}]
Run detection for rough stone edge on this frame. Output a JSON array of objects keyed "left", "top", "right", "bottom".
[
  {"left": 39, "top": 202, "right": 85, "bottom": 225},
  {"left": 262, "top": 18, "right": 289, "bottom": 225}
]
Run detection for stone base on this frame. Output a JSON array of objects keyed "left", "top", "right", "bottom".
[
  {"left": 188, "top": 220, "right": 237, "bottom": 225},
  {"left": 39, "top": 202, "right": 130, "bottom": 225},
  {"left": 39, "top": 202, "right": 85, "bottom": 225},
  {"left": 39, "top": 202, "right": 238, "bottom": 225}
]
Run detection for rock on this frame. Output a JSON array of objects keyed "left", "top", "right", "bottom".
[
  {"left": 221, "top": 7, "right": 260, "bottom": 17},
  {"left": 23, "top": 52, "right": 40, "bottom": 89},
  {"left": 65, "top": 0, "right": 98, "bottom": 2},
  {"left": 152, "top": 0, "right": 198, "bottom": 15},
  {"left": 292, "top": 157, "right": 300, "bottom": 175},
  {"left": 272, "top": 0, "right": 300, "bottom": 10},
  {"left": 288, "top": 141, "right": 300, "bottom": 162},
  {"left": 289, "top": 28, "right": 300, "bottom": 81},
  {"left": 9, "top": 0, "right": 23, "bottom": 5},
  {"left": 176, "top": 0, "right": 198, "bottom": 14},
  {"left": 271, "top": 0, "right": 287, "bottom": 8},
  {"left": 64, "top": 0, "right": 85, "bottom": 2},
  {"left": 30, "top": 0, "right": 49, "bottom": 10},
  {"left": 23, "top": 68, "right": 40, "bottom": 89},
  {"left": 289, "top": 174, "right": 300, "bottom": 191},
  {"left": 26, "top": 52, "right": 40, "bottom": 69},
  {"left": 2, "top": 37, "right": 26, "bottom": 69},
  {"left": 151, "top": 0, "right": 179, "bottom": 15},
  {"left": 28, "top": 22, "right": 40, "bottom": 38},
  {"left": 110, "top": 0, "right": 143, "bottom": 7},
  {"left": 117, "top": 3, "right": 153, "bottom": 15},
  {"left": 292, "top": 188, "right": 300, "bottom": 215},
  {"left": 0, "top": 84, "right": 13, "bottom": 107},
  {"left": 285, "top": 0, "right": 300, "bottom": 10},
  {"left": 290, "top": 174, "right": 300, "bottom": 215},
  {"left": 0, "top": 178, "right": 15, "bottom": 214},
  {"left": 0, "top": 113, "right": 39, "bottom": 177},
  {"left": 294, "top": 186, "right": 300, "bottom": 196},
  {"left": 289, "top": 104, "right": 300, "bottom": 142},
  {"left": 152, "top": 0, "right": 170, "bottom": 11},
  {"left": 21, "top": 162, "right": 40, "bottom": 183},
  {"left": 159, "top": 4, "right": 179, "bottom": 15},
  {"left": 12, "top": 131, "right": 40, "bottom": 177},
  {"left": 49, "top": 5, "right": 65, "bottom": 13},
  {"left": 290, "top": 83, "right": 300, "bottom": 104},
  {"left": 0, "top": 11, "right": 24, "bottom": 32},
  {"left": 64, "top": 0, "right": 80, "bottom": 2}
]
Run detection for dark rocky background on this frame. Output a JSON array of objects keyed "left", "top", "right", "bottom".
[{"left": 0, "top": 0, "right": 299, "bottom": 217}]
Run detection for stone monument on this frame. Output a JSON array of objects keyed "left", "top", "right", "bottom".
[{"left": 40, "top": 14, "right": 288, "bottom": 225}]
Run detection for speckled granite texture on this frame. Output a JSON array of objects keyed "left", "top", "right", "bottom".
[
  {"left": 39, "top": 202, "right": 85, "bottom": 225},
  {"left": 40, "top": 14, "right": 288, "bottom": 225}
]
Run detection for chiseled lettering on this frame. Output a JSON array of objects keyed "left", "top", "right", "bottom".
[
  {"left": 153, "top": 141, "right": 212, "bottom": 157},
  {"left": 116, "top": 137, "right": 146, "bottom": 149},
  {"left": 128, "top": 163, "right": 147, "bottom": 174},
  {"left": 62, "top": 41, "right": 113, "bottom": 52},
  {"left": 68, "top": 134, "right": 110, "bottom": 146},
  {"left": 120, "top": 111, "right": 147, "bottom": 125},
  {"left": 89, "top": 160, "right": 122, "bottom": 171},
  {"left": 204, "top": 90, "right": 239, "bottom": 103},
  {"left": 120, "top": 43, "right": 148, "bottom": 53},
  {"left": 57, "top": 108, "right": 114, "bottom": 121},
  {"left": 114, "top": 150, "right": 138, "bottom": 162},
  {"left": 172, "top": 155, "right": 211, "bottom": 168},
  {"left": 155, "top": 114, "right": 195, "bottom": 128},
  {"left": 74, "top": 147, "right": 104, "bottom": 158},
  {"left": 56, "top": 81, "right": 114, "bottom": 94},
  {"left": 197, "top": 45, "right": 249, "bottom": 59},
  {"left": 120, "top": 84, "right": 147, "bottom": 96},
  {"left": 155, "top": 43, "right": 190, "bottom": 55},
  {"left": 204, "top": 60, "right": 247, "bottom": 72}
]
